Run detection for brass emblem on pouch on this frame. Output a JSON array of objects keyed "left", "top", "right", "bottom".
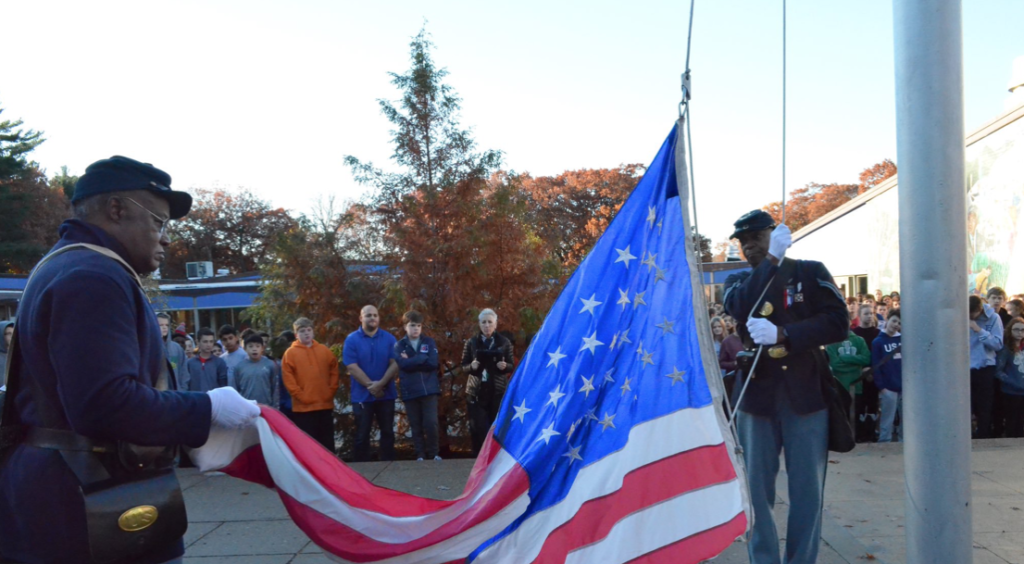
[
  {"left": 768, "top": 345, "right": 789, "bottom": 359},
  {"left": 759, "top": 301, "right": 774, "bottom": 317},
  {"left": 118, "top": 505, "right": 158, "bottom": 532}
]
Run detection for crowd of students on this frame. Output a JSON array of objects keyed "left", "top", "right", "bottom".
[
  {"left": 158, "top": 307, "right": 516, "bottom": 462},
  {"left": 710, "top": 286, "right": 1024, "bottom": 442}
]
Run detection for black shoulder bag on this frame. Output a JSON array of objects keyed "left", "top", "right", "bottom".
[{"left": 0, "top": 244, "right": 186, "bottom": 564}]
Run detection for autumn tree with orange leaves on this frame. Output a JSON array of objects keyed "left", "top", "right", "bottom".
[
  {"left": 520, "top": 165, "right": 644, "bottom": 275},
  {"left": 163, "top": 187, "right": 296, "bottom": 278},
  {"left": 763, "top": 159, "right": 896, "bottom": 233}
]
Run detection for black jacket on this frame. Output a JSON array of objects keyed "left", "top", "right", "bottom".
[
  {"left": 461, "top": 333, "right": 514, "bottom": 406},
  {"left": 723, "top": 258, "right": 848, "bottom": 416}
]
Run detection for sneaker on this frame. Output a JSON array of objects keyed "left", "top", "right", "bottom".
[
  {"left": 417, "top": 458, "right": 424, "bottom": 461},
  {"left": 434, "top": 455, "right": 443, "bottom": 461}
]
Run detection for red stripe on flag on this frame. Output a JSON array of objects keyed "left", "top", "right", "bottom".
[
  {"left": 274, "top": 461, "right": 529, "bottom": 563},
  {"left": 221, "top": 444, "right": 275, "bottom": 488},
  {"left": 625, "top": 512, "right": 747, "bottom": 564},
  {"left": 259, "top": 407, "right": 507, "bottom": 518},
  {"left": 531, "top": 443, "right": 739, "bottom": 564}
]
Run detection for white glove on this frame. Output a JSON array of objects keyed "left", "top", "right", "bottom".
[
  {"left": 768, "top": 224, "right": 792, "bottom": 261},
  {"left": 208, "top": 387, "right": 261, "bottom": 429},
  {"left": 747, "top": 316, "right": 780, "bottom": 346}
]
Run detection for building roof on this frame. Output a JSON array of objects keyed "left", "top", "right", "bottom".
[{"left": 792, "top": 101, "right": 1024, "bottom": 243}]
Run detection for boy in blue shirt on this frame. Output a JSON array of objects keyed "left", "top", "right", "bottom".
[{"left": 872, "top": 309, "right": 903, "bottom": 442}]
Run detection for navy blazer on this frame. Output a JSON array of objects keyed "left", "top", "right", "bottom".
[
  {"left": 723, "top": 258, "right": 848, "bottom": 416},
  {"left": 0, "top": 220, "right": 212, "bottom": 564}
]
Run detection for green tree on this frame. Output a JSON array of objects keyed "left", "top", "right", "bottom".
[
  {"left": 50, "top": 165, "right": 79, "bottom": 200},
  {"left": 0, "top": 106, "right": 54, "bottom": 273},
  {"left": 0, "top": 106, "right": 44, "bottom": 181}
]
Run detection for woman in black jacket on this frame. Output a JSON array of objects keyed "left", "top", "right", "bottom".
[{"left": 462, "top": 308, "right": 514, "bottom": 455}]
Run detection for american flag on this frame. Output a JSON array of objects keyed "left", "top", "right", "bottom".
[{"left": 192, "top": 123, "right": 749, "bottom": 563}]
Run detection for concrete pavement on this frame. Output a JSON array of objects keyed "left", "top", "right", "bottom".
[{"left": 179, "top": 439, "right": 1024, "bottom": 563}]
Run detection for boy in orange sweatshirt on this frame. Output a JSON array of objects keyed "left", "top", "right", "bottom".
[{"left": 281, "top": 317, "right": 340, "bottom": 452}]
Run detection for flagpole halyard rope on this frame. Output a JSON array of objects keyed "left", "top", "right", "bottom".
[{"left": 781, "top": 0, "right": 787, "bottom": 224}]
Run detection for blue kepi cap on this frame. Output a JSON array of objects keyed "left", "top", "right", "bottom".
[
  {"left": 729, "top": 209, "right": 777, "bottom": 239},
  {"left": 72, "top": 156, "right": 192, "bottom": 219}
]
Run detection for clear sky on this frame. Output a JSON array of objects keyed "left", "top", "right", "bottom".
[{"left": 3, "top": 1, "right": 1022, "bottom": 243}]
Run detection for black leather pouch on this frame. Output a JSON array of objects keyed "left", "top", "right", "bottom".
[{"left": 81, "top": 468, "right": 187, "bottom": 564}]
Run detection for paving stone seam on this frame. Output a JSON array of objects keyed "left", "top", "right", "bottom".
[
  {"left": 186, "top": 522, "right": 224, "bottom": 548},
  {"left": 820, "top": 508, "right": 889, "bottom": 564}
]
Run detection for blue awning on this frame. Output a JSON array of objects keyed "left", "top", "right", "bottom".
[{"left": 155, "top": 291, "right": 259, "bottom": 311}]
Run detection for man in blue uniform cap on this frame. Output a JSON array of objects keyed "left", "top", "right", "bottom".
[
  {"left": 0, "top": 156, "right": 261, "bottom": 564},
  {"left": 723, "top": 210, "right": 848, "bottom": 564}
]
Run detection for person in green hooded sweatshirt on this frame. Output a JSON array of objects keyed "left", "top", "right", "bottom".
[{"left": 825, "top": 330, "right": 872, "bottom": 397}]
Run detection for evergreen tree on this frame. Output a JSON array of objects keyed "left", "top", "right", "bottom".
[
  {"left": 0, "top": 106, "right": 51, "bottom": 273},
  {"left": 345, "top": 28, "right": 544, "bottom": 453}
]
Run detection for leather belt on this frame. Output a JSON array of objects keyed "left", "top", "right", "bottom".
[{"left": 19, "top": 426, "right": 115, "bottom": 454}]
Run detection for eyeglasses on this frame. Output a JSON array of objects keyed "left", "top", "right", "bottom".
[{"left": 124, "top": 197, "right": 170, "bottom": 237}]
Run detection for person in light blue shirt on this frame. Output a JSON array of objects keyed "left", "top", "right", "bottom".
[{"left": 969, "top": 295, "right": 1003, "bottom": 438}]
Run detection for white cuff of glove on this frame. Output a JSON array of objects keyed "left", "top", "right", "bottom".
[
  {"left": 768, "top": 224, "right": 792, "bottom": 261},
  {"left": 747, "top": 316, "right": 780, "bottom": 346},
  {"left": 208, "top": 386, "right": 261, "bottom": 429}
]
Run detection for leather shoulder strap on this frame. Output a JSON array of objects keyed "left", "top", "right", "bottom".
[{"left": 2, "top": 244, "right": 144, "bottom": 431}]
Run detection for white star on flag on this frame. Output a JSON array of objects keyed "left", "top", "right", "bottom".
[
  {"left": 599, "top": 413, "right": 616, "bottom": 432},
  {"left": 620, "top": 376, "right": 632, "bottom": 396},
  {"left": 633, "top": 292, "right": 647, "bottom": 309},
  {"left": 655, "top": 318, "right": 675, "bottom": 335},
  {"left": 642, "top": 252, "right": 658, "bottom": 272},
  {"left": 546, "top": 388, "right": 566, "bottom": 407},
  {"left": 579, "top": 331, "right": 604, "bottom": 355},
  {"left": 562, "top": 445, "right": 583, "bottom": 464},
  {"left": 512, "top": 400, "right": 531, "bottom": 422},
  {"left": 618, "top": 328, "right": 632, "bottom": 348},
  {"left": 579, "top": 294, "right": 602, "bottom": 316},
  {"left": 579, "top": 375, "right": 596, "bottom": 398},
  {"left": 537, "top": 423, "right": 561, "bottom": 445},
  {"left": 654, "top": 266, "right": 667, "bottom": 284},
  {"left": 614, "top": 246, "right": 637, "bottom": 268},
  {"left": 647, "top": 206, "right": 657, "bottom": 228},
  {"left": 616, "top": 289, "right": 630, "bottom": 311},
  {"left": 666, "top": 367, "right": 686, "bottom": 386},
  {"left": 603, "top": 368, "right": 616, "bottom": 385},
  {"left": 640, "top": 350, "right": 654, "bottom": 368},
  {"left": 546, "top": 347, "right": 567, "bottom": 368}
]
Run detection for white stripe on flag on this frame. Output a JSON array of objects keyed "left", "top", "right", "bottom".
[
  {"left": 256, "top": 418, "right": 522, "bottom": 543},
  {"left": 323, "top": 493, "right": 532, "bottom": 564},
  {"left": 564, "top": 481, "right": 744, "bottom": 564},
  {"left": 473, "top": 405, "right": 725, "bottom": 563}
]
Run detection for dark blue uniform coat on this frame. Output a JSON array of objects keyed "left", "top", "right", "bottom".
[
  {"left": 0, "top": 220, "right": 212, "bottom": 564},
  {"left": 723, "top": 258, "right": 848, "bottom": 416}
]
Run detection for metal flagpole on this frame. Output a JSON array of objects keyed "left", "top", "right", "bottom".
[{"left": 893, "top": 2, "right": 972, "bottom": 563}]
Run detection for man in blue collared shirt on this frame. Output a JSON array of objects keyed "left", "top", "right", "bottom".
[{"left": 342, "top": 305, "right": 399, "bottom": 461}]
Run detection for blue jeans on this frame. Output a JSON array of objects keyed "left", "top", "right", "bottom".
[
  {"left": 878, "top": 389, "right": 902, "bottom": 443},
  {"left": 404, "top": 395, "right": 440, "bottom": 459},
  {"left": 353, "top": 400, "right": 396, "bottom": 462},
  {"left": 737, "top": 393, "right": 828, "bottom": 564}
]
